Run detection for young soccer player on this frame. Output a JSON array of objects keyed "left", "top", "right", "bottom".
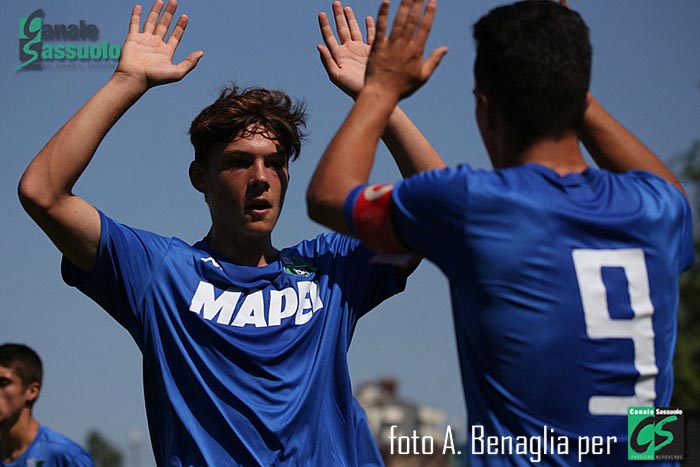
[
  {"left": 18, "top": 1, "right": 442, "bottom": 465},
  {"left": 307, "top": 0, "right": 693, "bottom": 465},
  {"left": 0, "top": 343, "right": 94, "bottom": 467}
]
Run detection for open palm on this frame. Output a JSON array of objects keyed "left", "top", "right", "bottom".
[
  {"left": 318, "top": 2, "right": 376, "bottom": 98},
  {"left": 115, "top": 0, "right": 202, "bottom": 90}
]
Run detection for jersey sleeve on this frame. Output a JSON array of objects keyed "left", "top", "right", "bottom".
[
  {"left": 312, "top": 232, "right": 408, "bottom": 319},
  {"left": 61, "top": 210, "right": 171, "bottom": 344},
  {"left": 390, "top": 167, "right": 470, "bottom": 274},
  {"left": 675, "top": 189, "right": 695, "bottom": 272},
  {"left": 633, "top": 171, "right": 695, "bottom": 273}
]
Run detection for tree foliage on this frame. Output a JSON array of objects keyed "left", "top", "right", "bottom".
[
  {"left": 86, "top": 430, "right": 123, "bottom": 467},
  {"left": 671, "top": 139, "right": 700, "bottom": 414}
]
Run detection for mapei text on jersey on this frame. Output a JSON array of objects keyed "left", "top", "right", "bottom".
[{"left": 189, "top": 281, "right": 324, "bottom": 327}]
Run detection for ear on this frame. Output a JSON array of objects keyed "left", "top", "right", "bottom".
[
  {"left": 25, "top": 381, "right": 40, "bottom": 405},
  {"left": 475, "top": 91, "right": 498, "bottom": 131},
  {"left": 189, "top": 161, "right": 207, "bottom": 194},
  {"left": 475, "top": 91, "right": 505, "bottom": 167}
]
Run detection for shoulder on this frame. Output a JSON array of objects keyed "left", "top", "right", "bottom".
[
  {"left": 592, "top": 169, "right": 691, "bottom": 214},
  {"left": 98, "top": 210, "right": 174, "bottom": 248},
  {"left": 623, "top": 169, "right": 687, "bottom": 197},
  {"left": 395, "top": 164, "right": 497, "bottom": 199},
  {"left": 392, "top": 165, "right": 480, "bottom": 217},
  {"left": 399, "top": 164, "right": 478, "bottom": 188},
  {"left": 34, "top": 426, "right": 93, "bottom": 464},
  {"left": 626, "top": 170, "right": 693, "bottom": 229},
  {"left": 276, "top": 233, "right": 376, "bottom": 280},
  {"left": 97, "top": 210, "right": 204, "bottom": 256},
  {"left": 285, "top": 232, "right": 362, "bottom": 259}
]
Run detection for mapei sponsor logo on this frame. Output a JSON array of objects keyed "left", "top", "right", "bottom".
[
  {"left": 189, "top": 281, "right": 324, "bottom": 328},
  {"left": 17, "top": 9, "right": 121, "bottom": 71}
]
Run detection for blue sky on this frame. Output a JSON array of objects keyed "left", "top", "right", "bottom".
[{"left": 1, "top": 0, "right": 699, "bottom": 463}]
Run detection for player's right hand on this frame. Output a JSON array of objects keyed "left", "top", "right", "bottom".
[{"left": 114, "top": 0, "right": 203, "bottom": 92}]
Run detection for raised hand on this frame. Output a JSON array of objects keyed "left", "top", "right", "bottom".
[
  {"left": 317, "top": 2, "right": 375, "bottom": 98},
  {"left": 115, "top": 0, "right": 203, "bottom": 91},
  {"left": 366, "top": 0, "right": 447, "bottom": 100}
]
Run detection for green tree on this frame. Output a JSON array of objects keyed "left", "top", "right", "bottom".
[
  {"left": 670, "top": 139, "right": 700, "bottom": 466},
  {"left": 86, "top": 430, "right": 123, "bottom": 467},
  {"left": 671, "top": 139, "right": 700, "bottom": 414}
]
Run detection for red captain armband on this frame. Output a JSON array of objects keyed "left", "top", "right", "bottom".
[{"left": 350, "top": 184, "right": 406, "bottom": 253}]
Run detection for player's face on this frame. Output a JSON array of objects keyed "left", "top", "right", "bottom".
[
  {"left": 0, "top": 366, "right": 38, "bottom": 428},
  {"left": 194, "top": 128, "right": 289, "bottom": 242}
]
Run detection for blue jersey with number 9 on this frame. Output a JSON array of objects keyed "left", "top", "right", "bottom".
[{"left": 385, "top": 163, "right": 693, "bottom": 466}]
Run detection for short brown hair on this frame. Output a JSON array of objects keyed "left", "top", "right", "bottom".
[
  {"left": 189, "top": 84, "right": 307, "bottom": 167},
  {"left": 0, "top": 343, "right": 43, "bottom": 387}
]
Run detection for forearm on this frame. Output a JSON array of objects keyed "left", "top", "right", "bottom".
[
  {"left": 307, "top": 84, "right": 399, "bottom": 234},
  {"left": 18, "top": 1, "right": 199, "bottom": 271},
  {"left": 382, "top": 106, "right": 446, "bottom": 177},
  {"left": 580, "top": 96, "right": 685, "bottom": 196},
  {"left": 19, "top": 75, "right": 146, "bottom": 209}
]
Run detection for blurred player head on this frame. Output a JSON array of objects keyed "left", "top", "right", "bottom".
[
  {"left": 0, "top": 343, "right": 42, "bottom": 426},
  {"left": 473, "top": 0, "right": 591, "bottom": 164}
]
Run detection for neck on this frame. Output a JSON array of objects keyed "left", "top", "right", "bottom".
[
  {"left": 205, "top": 229, "right": 278, "bottom": 267},
  {"left": 504, "top": 132, "right": 588, "bottom": 176},
  {"left": 1, "top": 410, "right": 39, "bottom": 463}
]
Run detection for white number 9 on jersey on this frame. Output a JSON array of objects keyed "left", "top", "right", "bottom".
[{"left": 572, "top": 248, "right": 657, "bottom": 416}]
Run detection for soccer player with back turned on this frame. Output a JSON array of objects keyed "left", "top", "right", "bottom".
[{"left": 307, "top": 0, "right": 693, "bottom": 465}]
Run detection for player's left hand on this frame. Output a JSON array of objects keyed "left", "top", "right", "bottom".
[
  {"left": 365, "top": 0, "right": 448, "bottom": 101},
  {"left": 317, "top": 2, "right": 375, "bottom": 98}
]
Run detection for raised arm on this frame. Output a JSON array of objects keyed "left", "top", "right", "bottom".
[
  {"left": 558, "top": 0, "right": 684, "bottom": 196},
  {"left": 18, "top": 0, "right": 203, "bottom": 271},
  {"left": 317, "top": 1, "right": 445, "bottom": 177},
  {"left": 308, "top": 0, "right": 447, "bottom": 235},
  {"left": 579, "top": 95, "right": 685, "bottom": 197}
]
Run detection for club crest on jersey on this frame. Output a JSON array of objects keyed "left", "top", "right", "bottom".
[{"left": 281, "top": 254, "right": 316, "bottom": 277}]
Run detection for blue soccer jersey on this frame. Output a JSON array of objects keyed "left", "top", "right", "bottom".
[
  {"left": 351, "top": 163, "right": 693, "bottom": 466},
  {"left": 62, "top": 211, "right": 406, "bottom": 466},
  {"left": 2, "top": 425, "right": 94, "bottom": 467}
]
